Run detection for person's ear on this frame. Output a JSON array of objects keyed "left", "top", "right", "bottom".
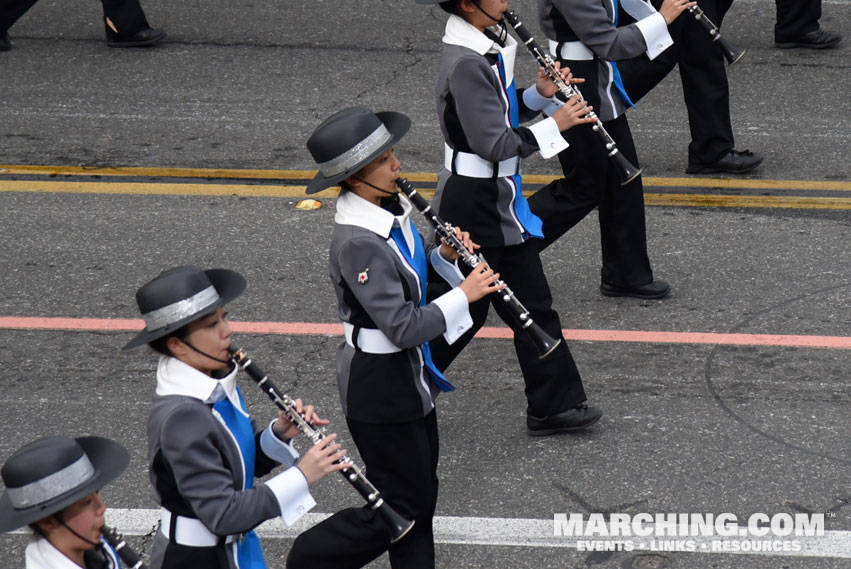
[
  {"left": 35, "top": 515, "right": 61, "bottom": 533},
  {"left": 344, "top": 175, "right": 361, "bottom": 189},
  {"left": 460, "top": 0, "right": 477, "bottom": 15},
  {"left": 167, "top": 335, "right": 187, "bottom": 357}
]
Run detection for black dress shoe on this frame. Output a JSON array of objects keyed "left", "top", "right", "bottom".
[
  {"left": 106, "top": 26, "right": 166, "bottom": 48},
  {"left": 0, "top": 33, "right": 10, "bottom": 52},
  {"left": 527, "top": 404, "right": 602, "bottom": 436},
  {"left": 685, "top": 149, "right": 763, "bottom": 175},
  {"left": 600, "top": 280, "right": 670, "bottom": 300},
  {"left": 776, "top": 28, "right": 842, "bottom": 49}
]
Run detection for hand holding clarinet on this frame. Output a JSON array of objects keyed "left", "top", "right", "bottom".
[
  {"left": 229, "top": 347, "right": 416, "bottom": 542},
  {"left": 533, "top": 63, "right": 597, "bottom": 133},
  {"left": 270, "top": 400, "right": 350, "bottom": 485},
  {"left": 502, "top": 10, "right": 642, "bottom": 185},
  {"left": 396, "top": 178, "right": 563, "bottom": 358},
  {"left": 436, "top": 228, "right": 505, "bottom": 303}
]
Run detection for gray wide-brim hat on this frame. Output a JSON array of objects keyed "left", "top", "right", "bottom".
[
  {"left": 123, "top": 266, "right": 246, "bottom": 350},
  {"left": 0, "top": 436, "right": 129, "bottom": 533},
  {"left": 305, "top": 107, "right": 411, "bottom": 194}
]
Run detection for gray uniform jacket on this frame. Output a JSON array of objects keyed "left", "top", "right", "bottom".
[
  {"left": 539, "top": 0, "right": 672, "bottom": 120},
  {"left": 433, "top": 15, "right": 567, "bottom": 247},
  {"left": 329, "top": 191, "right": 471, "bottom": 424},
  {"left": 147, "top": 356, "right": 314, "bottom": 569}
]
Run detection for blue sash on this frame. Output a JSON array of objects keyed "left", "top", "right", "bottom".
[
  {"left": 212, "top": 387, "right": 266, "bottom": 569},
  {"left": 100, "top": 537, "right": 122, "bottom": 568},
  {"left": 611, "top": 0, "right": 636, "bottom": 108},
  {"left": 390, "top": 222, "right": 456, "bottom": 392},
  {"left": 496, "top": 53, "right": 544, "bottom": 239}
]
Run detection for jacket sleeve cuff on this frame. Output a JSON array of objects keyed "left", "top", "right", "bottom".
[
  {"left": 522, "top": 85, "right": 564, "bottom": 118},
  {"left": 260, "top": 420, "right": 300, "bottom": 467},
  {"left": 527, "top": 117, "right": 569, "bottom": 159},
  {"left": 265, "top": 467, "right": 316, "bottom": 527},
  {"left": 429, "top": 247, "right": 465, "bottom": 287},
  {"left": 636, "top": 12, "right": 673, "bottom": 60},
  {"left": 432, "top": 287, "right": 473, "bottom": 345}
]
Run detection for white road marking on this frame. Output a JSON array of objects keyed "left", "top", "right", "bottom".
[{"left": 10, "top": 509, "right": 850, "bottom": 559}]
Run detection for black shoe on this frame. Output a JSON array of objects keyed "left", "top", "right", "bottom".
[
  {"left": 600, "top": 280, "right": 670, "bottom": 300},
  {"left": 776, "top": 28, "right": 842, "bottom": 49},
  {"left": 686, "top": 149, "right": 763, "bottom": 175},
  {"left": 527, "top": 404, "right": 602, "bottom": 436},
  {"left": 0, "top": 33, "right": 10, "bottom": 52},
  {"left": 106, "top": 26, "right": 166, "bottom": 48}
]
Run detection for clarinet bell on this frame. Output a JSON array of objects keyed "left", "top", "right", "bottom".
[
  {"left": 717, "top": 36, "right": 745, "bottom": 65},
  {"left": 525, "top": 321, "right": 563, "bottom": 360},
  {"left": 377, "top": 502, "right": 416, "bottom": 544},
  {"left": 611, "top": 149, "right": 642, "bottom": 186}
]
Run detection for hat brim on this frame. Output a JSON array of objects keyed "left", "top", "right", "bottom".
[
  {"left": 122, "top": 268, "right": 246, "bottom": 350},
  {"left": 0, "top": 437, "right": 129, "bottom": 533},
  {"left": 305, "top": 111, "right": 411, "bottom": 195}
]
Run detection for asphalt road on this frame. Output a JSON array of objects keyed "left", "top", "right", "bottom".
[{"left": 1, "top": 0, "right": 850, "bottom": 568}]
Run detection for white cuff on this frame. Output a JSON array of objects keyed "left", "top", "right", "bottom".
[
  {"left": 522, "top": 85, "right": 564, "bottom": 118},
  {"left": 430, "top": 247, "right": 465, "bottom": 287},
  {"left": 432, "top": 287, "right": 472, "bottom": 345},
  {"left": 636, "top": 12, "right": 673, "bottom": 60},
  {"left": 527, "top": 117, "right": 569, "bottom": 159},
  {"left": 260, "top": 420, "right": 299, "bottom": 467},
  {"left": 265, "top": 467, "right": 316, "bottom": 527}
]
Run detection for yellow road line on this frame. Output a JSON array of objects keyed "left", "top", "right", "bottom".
[
  {"left": 0, "top": 180, "right": 324, "bottom": 198},
  {"left": 644, "top": 193, "right": 851, "bottom": 209},
  {"left": 2, "top": 165, "right": 849, "bottom": 192},
  {"left": 4, "top": 179, "right": 851, "bottom": 209}
]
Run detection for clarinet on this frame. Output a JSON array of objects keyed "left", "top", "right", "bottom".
[
  {"left": 502, "top": 9, "right": 642, "bottom": 186},
  {"left": 688, "top": 5, "right": 745, "bottom": 65},
  {"left": 395, "top": 178, "right": 562, "bottom": 359},
  {"left": 227, "top": 346, "right": 415, "bottom": 544},
  {"left": 101, "top": 525, "right": 148, "bottom": 569}
]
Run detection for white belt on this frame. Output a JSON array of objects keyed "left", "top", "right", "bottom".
[
  {"left": 344, "top": 322, "right": 401, "bottom": 354},
  {"left": 160, "top": 508, "right": 235, "bottom": 547},
  {"left": 549, "top": 39, "right": 595, "bottom": 61},
  {"left": 444, "top": 144, "right": 520, "bottom": 178}
]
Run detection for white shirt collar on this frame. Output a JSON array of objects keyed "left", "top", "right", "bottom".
[
  {"left": 155, "top": 355, "right": 241, "bottom": 408},
  {"left": 26, "top": 536, "right": 118, "bottom": 569},
  {"left": 335, "top": 190, "right": 415, "bottom": 240},
  {"left": 442, "top": 14, "right": 513, "bottom": 55}
]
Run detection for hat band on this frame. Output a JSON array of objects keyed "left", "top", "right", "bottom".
[
  {"left": 7, "top": 454, "right": 95, "bottom": 509},
  {"left": 317, "top": 124, "right": 393, "bottom": 178},
  {"left": 142, "top": 285, "right": 220, "bottom": 331}
]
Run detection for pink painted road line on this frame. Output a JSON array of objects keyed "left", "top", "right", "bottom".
[{"left": 1, "top": 316, "right": 851, "bottom": 349}]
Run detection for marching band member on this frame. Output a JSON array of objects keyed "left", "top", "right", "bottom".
[
  {"left": 0, "top": 435, "right": 130, "bottom": 568},
  {"left": 530, "top": 0, "right": 694, "bottom": 299},
  {"left": 416, "top": 0, "right": 603, "bottom": 435},
  {"left": 123, "top": 266, "right": 348, "bottom": 569},
  {"left": 288, "top": 106, "right": 500, "bottom": 568}
]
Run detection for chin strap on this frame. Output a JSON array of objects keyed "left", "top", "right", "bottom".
[
  {"left": 182, "top": 339, "right": 232, "bottom": 365},
  {"left": 56, "top": 516, "right": 101, "bottom": 548},
  {"left": 472, "top": 2, "right": 508, "bottom": 45},
  {"left": 352, "top": 176, "right": 398, "bottom": 197}
]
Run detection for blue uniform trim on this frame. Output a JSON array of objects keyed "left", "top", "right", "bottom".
[
  {"left": 390, "top": 222, "right": 456, "bottom": 392},
  {"left": 212, "top": 388, "right": 266, "bottom": 569}
]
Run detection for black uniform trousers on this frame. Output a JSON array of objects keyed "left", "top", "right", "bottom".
[
  {"left": 774, "top": 0, "right": 822, "bottom": 42},
  {"left": 287, "top": 411, "right": 440, "bottom": 569},
  {"left": 621, "top": 0, "right": 737, "bottom": 164},
  {"left": 0, "top": 0, "right": 148, "bottom": 36},
  {"left": 429, "top": 239, "right": 588, "bottom": 418},
  {"left": 527, "top": 56, "right": 653, "bottom": 289}
]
